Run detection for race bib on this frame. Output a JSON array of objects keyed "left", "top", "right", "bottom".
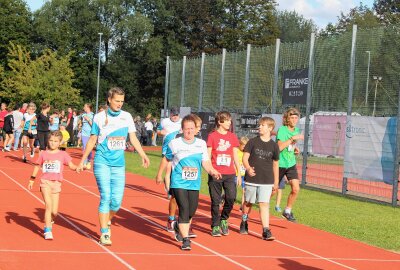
[
  {"left": 216, "top": 154, "right": 231, "bottom": 166},
  {"left": 288, "top": 144, "right": 294, "bottom": 152},
  {"left": 182, "top": 167, "right": 198, "bottom": 180},
  {"left": 31, "top": 129, "right": 37, "bottom": 135},
  {"left": 43, "top": 160, "right": 61, "bottom": 173},
  {"left": 240, "top": 164, "right": 246, "bottom": 175},
  {"left": 107, "top": 136, "right": 126, "bottom": 150}
]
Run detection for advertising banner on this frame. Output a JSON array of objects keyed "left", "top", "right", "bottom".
[
  {"left": 344, "top": 116, "right": 397, "bottom": 184},
  {"left": 282, "top": 68, "right": 309, "bottom": 105},
  {"left": 312, "top": 115, "right": 346, "bottom": 157}
]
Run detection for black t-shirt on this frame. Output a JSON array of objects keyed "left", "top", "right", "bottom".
[
  {"left": 244, "top": 136, "right": 280, "bottom": 185},
  {"left": 4, "top": 114, "right": 14, "bottom": 133},
  {"left": 37, "top": 113, "right": 50, "bottom": 132}
]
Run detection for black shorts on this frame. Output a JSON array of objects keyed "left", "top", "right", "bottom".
[
  {"left": 22, "top": 130, "right": 37, "bottom": 140},
  {"left": 279, "top": 165, "right": 299, "bottom": 184},
  {"left": 5, "top": 129, "right": 13, "bottom": 135}
]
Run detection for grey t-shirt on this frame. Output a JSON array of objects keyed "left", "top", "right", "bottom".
[{"left": 12, "top": 110, "right": 23, "bottom": 131}]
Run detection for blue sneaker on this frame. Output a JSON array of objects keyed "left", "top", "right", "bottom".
[{"left": 275, "top": 206, "right": 282, "bottom": 212}]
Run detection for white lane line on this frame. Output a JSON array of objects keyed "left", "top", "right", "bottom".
[
  {"left": 64, "top": 178, "right": 252, "bottom": 270},
  {"left": 0, "top": 169, "right": 135, "bottom": 270},
  {"left": 125, "top": 185, "right": 358, "bottom": 270}
]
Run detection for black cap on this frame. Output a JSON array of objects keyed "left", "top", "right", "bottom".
[{"left": 170, "top": 107, "right": 179, "bottom": 116}]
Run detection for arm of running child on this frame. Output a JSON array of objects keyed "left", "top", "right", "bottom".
[
  {"left": 233, "top": 147, "right": 241, "bottom": 186},
  {"left": 77, "top": 135, "right": 97, "bottom": 172},
  {"left": 242, "top": 152, "right": 255, "bottom": 177},
  {"left": 128, "top": 132, "right": 150, "bottom": 168},
  {"left": 156, "top": 156, "right": 169, "bottom": 184},
  {"left": 28, "top": 165, "right": 40, "bottom": 190},
  {"left": 272, "top": 160, "right": 279, "bottom": 194}
]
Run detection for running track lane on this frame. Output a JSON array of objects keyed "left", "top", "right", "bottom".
[{"left": 1, "top": 150, "right": 400, "bottom": 269}]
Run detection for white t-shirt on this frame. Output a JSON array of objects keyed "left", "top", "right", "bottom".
[
  {"left": 12, "top": 110, "right": 23, "bottom": 131},
  {"left": 144, "top": 121, "right": 153, "bottom": 131},
  {"left": 159, "top": 118, "right": 182, "bottom": 136}
]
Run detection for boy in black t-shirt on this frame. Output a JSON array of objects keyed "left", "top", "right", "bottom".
[{"left": 240, "top": 117, "right": 280, "bottom": 240}]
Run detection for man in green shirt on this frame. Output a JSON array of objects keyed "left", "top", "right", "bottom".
[{"left": 276, "top": 108, "right": 304, "bottom": 222}]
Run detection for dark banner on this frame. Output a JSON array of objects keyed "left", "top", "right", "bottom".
[
  {"left": 282, "top": 68, "right": 309, "bottom": 105},
  {"left": 239, "top": 114, "right": 261, "bottom": 134}
]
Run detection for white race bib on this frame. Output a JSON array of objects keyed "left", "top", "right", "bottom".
[
  {"left": 107, "top": 136, "right": 126, "bottom": 150},
  {"left": 42, "top": 160, "right": 61, "bottom": 173},
  {"left": 240, "top": 164, "right": 246, "bottom": 175},
  {"left": 288, "top": 144, "right": 294, "bottom": 152},
  {"left": 31, "top": 129, "right": 37, "bottom": 135},
  {"left": 182, "top": 167, "right": 198, "bottom": 180},
  {"left": 216, "top": 154, "right": 231, "bottom": 166}
]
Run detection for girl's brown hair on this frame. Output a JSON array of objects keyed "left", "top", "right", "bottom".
[{"left": 282, "top": 108, "right": 300, "bottom": 126}]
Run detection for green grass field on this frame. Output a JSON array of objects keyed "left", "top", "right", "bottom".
[{"left": 125, "top": 152, "right": 400, "bottom": 252}]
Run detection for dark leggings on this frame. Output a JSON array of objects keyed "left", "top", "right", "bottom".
[
  {"left": 37, "top": 131, "right": 49, "bottom": 150},
  {"left": 171, "top": 188, "right": 199, "bottom": 223}
]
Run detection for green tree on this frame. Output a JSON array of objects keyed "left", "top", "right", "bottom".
[
  {"left": 276, "top": 10, "right": 317, "bottom": 43},
  {"left": 1, "top": 43, "right": 80, "bottom": 108},
  {"left": 374, "top": 0, "right": 400, "bottom": 25},
  {"left": 0, "top": 0, "right": 33, "bottom": 66}
]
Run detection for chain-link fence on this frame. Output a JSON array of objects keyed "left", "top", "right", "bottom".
[{"left": 164, "top": 24, "right": 400, "bottom": 206}]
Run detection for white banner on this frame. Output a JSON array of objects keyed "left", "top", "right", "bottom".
[{"left": 344, "top": 116, "right": 397, "bottom": 184}]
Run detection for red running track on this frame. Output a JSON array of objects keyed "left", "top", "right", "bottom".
[{"left": 1, "top": 149, "right": 399, "bottom": 270}]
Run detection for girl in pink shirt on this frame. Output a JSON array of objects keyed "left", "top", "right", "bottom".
[{"left": 28, "top": 130, "right": 77, "bottom": 240}]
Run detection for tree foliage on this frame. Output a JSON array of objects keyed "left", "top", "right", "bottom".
[
  {"left": 0, "top": 43, "right": 80, "bottom": 108},
  {"left": 276, "top": 10, "right": 317, "bottom": 43}
]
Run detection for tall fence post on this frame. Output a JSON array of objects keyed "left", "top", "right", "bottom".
[
  {"left": 301, "top": 33, "right": 316, "bottom": 186},
  {"left": 243, "top": 44, "right": 251, "bottom": 113},
  {"left": 220, "top": 48, "right": 226, "bottom": 110},
  {"left": 163, "top": 56, "right": 170, "bottom": 118},
  {"left": 180, "top": 56, "right": 187, "bottom": 107},
  {"left": 343, "top": 24, "right": 358, "bottom": 195},
  {"left": 198, "top": 52, "right": 205, "bottom": 112},
  {"left": 271, "top": 39, "right": 280, "bottom": 114},
  {"left": 392, "top": 82, "right": 400, "bottom": 206}
]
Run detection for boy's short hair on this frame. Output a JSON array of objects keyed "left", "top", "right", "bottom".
[
  {"left": 190, "top": 113, "right": 202, "bottom": 128},
  {"left": 41, "top": 102, "right": 50, "bottom": 110},
  {"left": 215, "top": 111, "right": 231, "bottom": 128},
  {"left": 283, "top": 108, "right": 300, "bottom": 126},
  {"left": 239, "top": 136, "right": 249, "bottom": 145},
  {"left": 259, "top": 116, "right": 275, "bottom": 129},
  {"left": 49, "top": 130, "right": 63, "bottom": 141}
]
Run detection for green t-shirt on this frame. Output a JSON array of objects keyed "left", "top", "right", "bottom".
[{"left": 276, "top": 125, "right": 300, "bottom": 168}]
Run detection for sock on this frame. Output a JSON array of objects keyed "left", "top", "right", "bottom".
[
  {"left": 263, "top": 227, "right": 269, "bottom": 232},
  {"left": 285, "top": 207, "right": 291, "bottom": 214},
  {"left": 100, "top": 227, "right": 109, "bottom": 234},
  {"left": 44, "top": 227, "right": 52, "bottom": 233},
  {"left": 168, "top": 216, "right": 175, "bottom": 221},
  {"left": 242, "top": 214, "right": 248, "bottom": 221}
]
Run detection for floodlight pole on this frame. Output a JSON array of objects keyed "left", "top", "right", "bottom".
[
  {"left": 96, "top": 32, "right": 103, "bottom": 113},
  {"left": 365, "top": 51, "right": 370, "bottom": 106}
]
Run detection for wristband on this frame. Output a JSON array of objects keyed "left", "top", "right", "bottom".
[{"left": 30, "top": 176, "right": 36, "bottom": 180}]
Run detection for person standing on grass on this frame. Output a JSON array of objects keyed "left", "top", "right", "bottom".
[
  {"left": 240, "top": 117, "right": 280, "bottom": 240},
  {"left": 207, "top": 111, "right": 240, "bottom": 237},
  {"left": 276, "top": 108, "right": 304, "bottom": 222},
  {"left": 166, "top": 114, "right": 221, "bottom": 250},
  {"left": 144, "top": 115, "right": 154, "bottom": 146},
  {"left": 28, "top": 130, "right": 77, "bottom": 240},
  {"left": 77, "top": 87, "right": 150, "bottom": 246}
]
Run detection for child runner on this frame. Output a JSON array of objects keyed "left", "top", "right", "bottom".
[
  {"left": 2, "top": 107, "right": 14, "bottom": 151},
  {"left": 59, "top": 124, "right": 70, "bottom": 151},
  {"left": 77, "top": 87, "right": 150, "bottom": 246},
  {"left": 21, "top": 103, "right": 38, "bottom": 163},
  {"left": 240, "top": 117, "right": 280, "bottom": 240},
  {"left": 28, "top": 130, "right": 77, "bottom": 240},
  {"left": 237, "top": 136, "right": 249, "bottom": 210},
  {"left": 166, "top": 114, "right": 221, "bottom": 250},
  {"left": 207, "top": 111, "right": 240, "bottom": 236},
  {"left": 276, "top": 108, "right": 304, "bottom": 222}
]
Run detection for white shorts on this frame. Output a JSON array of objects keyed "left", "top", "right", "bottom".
[{"left": 244, "top": 184, "right": 273, "bottom": 204}]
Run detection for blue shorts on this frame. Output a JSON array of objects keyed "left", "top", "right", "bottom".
[
  {"left": 241, "top": 176, "right": 245, "bottom": 189},
  {"left": 94, "top": 163, "right": 125, "bottom": 213}
]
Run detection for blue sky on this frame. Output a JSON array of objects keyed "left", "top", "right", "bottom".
[{"left": 26, "top": 0, "right": 375, "bottom": 29}]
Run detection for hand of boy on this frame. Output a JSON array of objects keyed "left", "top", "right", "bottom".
[
  {"left": 76, "top": 162, "right": 85, "bottom": 173},
  {"left": 247, "top": 167, "right": 256, "bottom": 177},
  {"left": 236, "top": 176, "right": 241, "bottom": 187},
  {"left": 28, "top": 180, "right": 34, "bottom": 190}
]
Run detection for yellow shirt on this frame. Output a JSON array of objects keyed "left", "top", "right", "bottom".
[
  {"left": 237, "top": 149, "right": 246, "bottom": 176},
  {"left": 60, "top": 130, "right": 70, "bottom": 148}
]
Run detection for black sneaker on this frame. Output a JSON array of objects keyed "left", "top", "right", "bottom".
[
  {"left": 239, "top": 220, "right": 248, "bottom": 235},
  {"left": 262, "top": 228, "right": 275, "bottom": 241},
  {"left": 282, "top": 211, "right": 296, "bottom": 222},
  {"left": 23, "top": 156, "right": 27, "bottom": 163},
  {"left": 181, "top": 237, "right": 191, "bottom": 250},
  {"left": 173, "top": 221, "right": 183, "bottom": 242}
]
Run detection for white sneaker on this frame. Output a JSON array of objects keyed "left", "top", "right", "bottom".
[
  {"left": 44, "top": 232, "right": 53, "bottom": 240},
  {"left": 99, "top": 233, "right": 112, "bottom": 246}
]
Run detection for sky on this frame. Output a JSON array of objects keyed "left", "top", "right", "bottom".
[{"left": 25, "top": 0, "right": 375, "bottom": 29}]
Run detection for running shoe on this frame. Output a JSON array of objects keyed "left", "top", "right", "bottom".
[
  {"left": 220, "top": 219, "right": 229, "bottom": 236},
  {"left": 282, "top": 211, "right": 296, "bottom": 222},
  {"left": 239, "top": 220, "right": 248, "bottom": 235},
  {"left": 30, "top": 149, "right": 34, "bottom": 158},
  {"left": 211, "top": 226, "right": 221, "bottom": 237},
  {"left": 99, "top": 233, "right": 112, "bottom": 246},
  {"left": 22, "top": 156, "right": 27, "bottom": 163},
  {"left": 181, "top": 237, "right": 191, "bottom": 251},
  {"left": 44, "top": 231, "right": 53, "bottom": 240},
  {"left": 188, "top": 226, "right": 197, "bottom": 238},
  {"left": 173, "top": 221, "right": 183, "bottom": 242},
  {"left": 166, "top": 219, "right": 174, "bottom": 232},
  {"left": 274, "top": 206, "right": 282, "bottom": 212},
  {"left": 262, "top": 228, "right": 275, "bottom": 241}
]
